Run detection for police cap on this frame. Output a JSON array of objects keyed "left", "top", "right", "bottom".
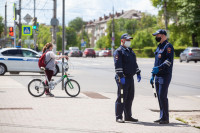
[
  {"left": 152, "top": 29, "right": 167, "bottom": 36},
  {"left": 121, "top": 33, "right": 133, "bottom": 39}
]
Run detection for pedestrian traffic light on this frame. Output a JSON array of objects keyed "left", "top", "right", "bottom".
[
  {"left": 32, "top": 17, "right": 37, "bottom": 30},
  {"left": 9, "top": 27, "right": 14, "bottom": 36}
]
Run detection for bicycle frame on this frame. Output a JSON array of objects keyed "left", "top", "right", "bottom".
[{"left": 41, "top": 62, "right": 73, "bottom": 90}]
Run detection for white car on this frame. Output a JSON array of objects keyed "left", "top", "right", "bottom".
[
  {"left": 99, "top": 50, "right": 111, "bottom": 57},
  {"left": 0, "top": 48, "right": 67, "bottom": 76}
]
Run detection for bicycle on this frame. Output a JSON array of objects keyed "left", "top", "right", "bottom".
[{"left": 28, "top": 61, "right": 80, "bottom": 97}]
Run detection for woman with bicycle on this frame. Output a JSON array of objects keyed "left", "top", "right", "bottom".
[{"left": 42, "top": 43, "right": 68, "bottom": 97}]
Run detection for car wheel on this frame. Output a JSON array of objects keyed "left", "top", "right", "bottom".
[
  {"left": 186, "top": 57, "right": 189, "bottom": 63},
  {"left": 179, "top": 58, "right": 182, "bottom": 62},
  {"left": 0, "top": 64, "right": 6, "bottom": 75},
  {"left": 195, "top": 61, "right": 197, "bottom": 63},
  {"left": 53, "top": 66, "right": 59, "bottom": 76}
]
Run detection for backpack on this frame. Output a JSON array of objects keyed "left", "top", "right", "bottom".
[{"left": 38, "top": 51, "right": 52, "bottom": 68}]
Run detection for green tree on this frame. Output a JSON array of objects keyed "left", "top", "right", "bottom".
[
  {"left": 151, "top": 0, "right": 200, "bottom": 47},
  {"left": 137, "top": 13, "right": 157, "bottom": 30},
  {"left": 106, "top": 20, "right": 121, "bottom": 49},
  {"left": 117, "top": 18, "right": 126, "bottom": 32},
  {"left": 168, "top": 24, "right": 192, "bottom": 47},
  {"left": 77, "top": 30, "right": 90, "bottom": 49},
  {"left": 124, "top": 19, "right": 138, "bottom": 35},
  {"left": 96, "top": 36, "right": 107, "bottom": 49},
  {"left": 68, "top": 17, "right": 85, "bottom": 32},
  {"left": 131, "top": 29, "right": 156, "bottom": 49},
  {"left": 37, "top": 24, "right": 51, "bottom": 47},
  {"left": 0, "top": 16, "right": 4, "bottom": 38},
  {"left": 56, "top": 26, "right": 78, "bottom": 51},
  {"left": 65, "top": 27, "right": 78, "bottom": 48},
  {"left": 177, "top": 0, "right": 200, "bottom": 47}
]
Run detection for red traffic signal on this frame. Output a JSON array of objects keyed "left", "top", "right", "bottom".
[{"left": 9, "top": 27, "right": 14, "bottom": 36}]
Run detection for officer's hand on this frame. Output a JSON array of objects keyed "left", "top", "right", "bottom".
[
  {"left": 152, "top": 67, "right": 159, "bottom": 74},
  {"left": 120, "top": 77, "right": 125, "bottom": 85},
  {"left": 137, "top": 74, "right": 141, "bottom": 82},
  {"left": 150, "top": 76, "right": 154, "bottom": 84}
]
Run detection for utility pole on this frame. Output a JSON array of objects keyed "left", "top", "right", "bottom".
[
  {"left": 34, "top": 0, "right": 35, "bottom": 20},
  {"left": 33, "top": 0, "right": 37, "bottom": 50},
  {"left": 18, "top": 0, "right": 22, "bottom": 47},
  {"left": 111, "top": 6, "right": 115, "bottom": 56},
  {"left": 164, "top": 0, "right": 168, "bottom": 30},
  {"left": 52, "top": 0, "right": 57, "bottom": 53},
  {"left": 4, "top": 2, "right": 7, "bottom": 43},
  {"left": 62, "top": 0, "right": 65, "bottom": 90}
]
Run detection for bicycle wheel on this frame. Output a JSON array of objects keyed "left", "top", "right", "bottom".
[
  {"left": 28, "top": 79, "right": 45, "bottom": 97},
  {"left": 65, "top": 79, "right": 80, "bottom": 97}
]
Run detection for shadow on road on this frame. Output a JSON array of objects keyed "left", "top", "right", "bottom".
[
  {"left": 127, "top": 121, "right": 189, "bottom": 127},
  {"left": 3, "top": 74, "right": 74, "bottom": 77}
]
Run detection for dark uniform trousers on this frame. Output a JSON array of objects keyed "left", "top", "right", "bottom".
[
  {"left": 114, "top": 45, "right": 140, "bottom": 120},
  {"left": 115, "top": 76, "right": 135, "bottom": 119},
  {"left": 153, "top": 40, "right": 174, "bottom": 121},
  {"left": 155, "top": 74, "right": 172, "bottom": 121}
]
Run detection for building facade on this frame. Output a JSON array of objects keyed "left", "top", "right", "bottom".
[{"left": 85, "top": 9, "right": 142, "bottom": 48}]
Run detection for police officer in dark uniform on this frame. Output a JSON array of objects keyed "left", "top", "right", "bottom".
[
  {"left": 151, "top": 29, "right": 174, "bottom": 124},
  {"left": 114, "top": 33, "right": 141, "bottom": 123}
]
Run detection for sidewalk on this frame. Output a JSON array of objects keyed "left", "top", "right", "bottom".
[{"left": 0, "top": 76, "right": 200, "bottom": 133}]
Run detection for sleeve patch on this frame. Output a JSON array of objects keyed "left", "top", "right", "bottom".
[{"left": 167, "top": 47, "right": 171, "bottom": 53}]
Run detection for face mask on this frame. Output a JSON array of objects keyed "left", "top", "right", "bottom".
[
  {"left": 124, "top": 41, "right": 131, "bottom": 47},
  {"left": 155, "top": 37, "right": 161, "bottom": 42}
]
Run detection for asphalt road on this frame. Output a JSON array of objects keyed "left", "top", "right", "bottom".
[{"left": 5, "top": 57, "right": 200, "bottom": 97}]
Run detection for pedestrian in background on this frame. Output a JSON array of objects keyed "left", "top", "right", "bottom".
[
  {"left": 35, "top": 44, "right": 39, "bottom": 52},
  {"left": 113, "top": 33, "right": 141, "bottom": 123},
  {"left": 150, "top": 29, "right": 174, "bottom": 124},
  {"left": 42, "top": 43, "right": 68, "bottom": 97}
]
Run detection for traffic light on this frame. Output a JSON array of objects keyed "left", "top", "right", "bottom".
[
  {"left": 36, "top": 22, "right": 39, "bottom": 31},
  {"left": 9, "top": 27, "right": 14, "bottom": 36},
  {"left": 32, "top": 17, "right": 37, "bottom": 30}
]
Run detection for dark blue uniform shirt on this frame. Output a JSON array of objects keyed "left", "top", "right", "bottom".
[
  {"left": 154, "top": 40, "right": 174, "bottom": 76},
  {"left": 114, "top": 45, "right": 140, "bottom": 78}
]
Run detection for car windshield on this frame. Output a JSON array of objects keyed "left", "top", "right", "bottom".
[
  {"left": 191, "top": 49, "right": 200, "bottom": 53},
  {"left": 86, "top": 49, "right": 94, "bottom": 52}
]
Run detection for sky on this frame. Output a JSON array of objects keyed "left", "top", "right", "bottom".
[{"left": 0, "top": 0, "right": 158, "bottom": 27}]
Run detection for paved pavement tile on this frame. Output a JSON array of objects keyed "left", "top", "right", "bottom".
[{"left": 0, "top": 76, "right": 200, "bottom": 133}]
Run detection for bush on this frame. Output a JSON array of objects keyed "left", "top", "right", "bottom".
[
  {"left": 133, "top": 48, "right": 143, "bottom": 57},
  {"left": 143, "top": 47, "right": 155, "bottom": 57},
  {"left": 133, "top": 47, "right": 156, "bottom": 57},
  {"left": 174, "top": 46, "right": 187, "bottom": 57}
]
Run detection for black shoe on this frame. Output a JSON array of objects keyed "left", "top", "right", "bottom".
[
  {"left": 125, "top": 117, "right": 138, "bottom": 122},
  {"left": 116, "top": 119, "right": 125, "bottom": 123},
  {"left": 159, "top": 120, "right": 169, "bottom": 124},
  {"left": 45, "top": 92, "right": 54, "bottom": 97},
  {"left": 154, "top": 119, "right": 161, "bottom": 123}
]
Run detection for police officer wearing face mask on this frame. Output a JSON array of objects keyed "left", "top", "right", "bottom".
[
  {"left": 113, "top": 33, "right": 141, "bottom": 123},
  {"left": 151, "top": 29, "right": 174, "bottom": 124}
]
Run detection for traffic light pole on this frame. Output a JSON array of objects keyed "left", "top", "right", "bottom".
[
  {"left": 52, "top": 0, "right": 57, "bottom": 54},
  {"left": 4, "top": 2, "right": 7, "bottom": 43},
  {"left": 18, "top": 0, "right": 22, "bottom": 47},
  {"left": 14, "top": 21, "right": 16, "bottom": 47},
  {"left": 62, "top": 0, "right": 65, "bottom": 90}
]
